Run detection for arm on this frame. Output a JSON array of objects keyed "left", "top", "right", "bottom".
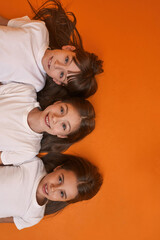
[
  {"left": 0, "top": 217, "right": 14, "bottom": 223},
  {"left": 0, "top": 16, "right": 9, "bottom": 26}
]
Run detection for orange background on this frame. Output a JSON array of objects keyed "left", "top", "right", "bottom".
[{"left": 0, "top": 0, "right": 160, "bottom": 239}]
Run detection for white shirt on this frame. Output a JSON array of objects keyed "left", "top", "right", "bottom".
[
  {"left": 0, "top": 83, "right": 43, "bottom": 165},
  {"left": 0, "top": 16, "right": 49, "bottom": 92},
  {"left": 0, "top": 158, "right": 47, "bottom": 230}
]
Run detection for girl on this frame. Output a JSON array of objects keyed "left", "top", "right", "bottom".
[
  {"left": 0, "top": 0, "right": 103, "bottom": 100},
  {"left": 0, "top": 153, "right": 103, "bottom": 230},
  {"left": 0, "top": 82, "right": 95, "bottom": 165}
]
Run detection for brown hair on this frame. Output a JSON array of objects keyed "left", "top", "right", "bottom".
[
  {"left": 29, "top": 0, "right": 103, "bottom": 99},
  {"left": 41, "top": 152, "right": 103, "bottom": 215}
]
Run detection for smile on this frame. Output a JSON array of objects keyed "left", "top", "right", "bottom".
[
  {"left": 48, "top": 56, "right": 53, "bottom": 69},
  {"left": 45, "top": 114, "right": 50, "bottom": 128},
  {"left": 43, "top": 183, "right": 48, "bottom": 195}
]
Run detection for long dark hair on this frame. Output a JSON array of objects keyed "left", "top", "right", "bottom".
[
  {"left": 29, "top": 0, "right": 82, "bottom": 49},
  {"left": 40, "top": 97, "right": 95, "bottom": 152},
  {"left": 41, "top": 152, "right": 103, "bottom": 215},
  {"left": 29, "top": 0, "right": 103, "bottom": 100}
]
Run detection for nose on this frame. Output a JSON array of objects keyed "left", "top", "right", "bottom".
[
  {"left": 54, "top": 60, "right": 62, "bottom": 68},
  {"left": 52, "top": 116, "right": 57, "bottom": 124},
  {"left": 52, "top": 113, "right": 62, "bottom": 124},
  {"left": 50, "top": 183, "right": 59, "bottom": 192},
  {"left": 52, "top": 113, "right": 61, "bottom": 125}
]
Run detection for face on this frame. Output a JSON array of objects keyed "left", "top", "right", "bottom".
[
  {"left": 40, "top": 101, "right": 81, "bottom": 138},
  {"left": 36, "top": 167, "right": 78, "bottom": 205},
  {"left": 42, "top": 45, "right": 80, "bottom": 85}
]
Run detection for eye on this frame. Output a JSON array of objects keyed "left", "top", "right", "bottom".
[
  {"left": 65, "top": 56, "right": 69, "bottom": 64},
  {"left": 60, "top": 106, "right": 64, "bottom": 114},
  {"left": 60, "top": 191, "right": 64, "bottom": 198},
  {"left": 62, "top": 123, "right": 66, "bottom": 131},
  {"left": 60, "top": 71, "right": 64, "bottom": 79},
  {"left": 59, "top": 176, "right": 62, "bottom": 183}
]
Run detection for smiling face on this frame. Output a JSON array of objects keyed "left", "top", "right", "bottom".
[
  {"left": 42, "top": 45, "right": 80, "bottom": 85},
  {"left": 40, "top": 101, "right": 81, "bottom": 138},
  {"left": 36, "top": 167, "right": 78, "bottom": 205}
]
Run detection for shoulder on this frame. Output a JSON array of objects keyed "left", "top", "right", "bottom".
[
  {"left": 13, "top": 211, "right": 44, "bottom": 230},
  {"left": 0, "top": 83, "right": 37, "bottom": 100},
  {"left": 8, "top": 16, "right": 46, "bottom": 30},
  {"left": 13, "top": 157, "right": 46, "bottom": 230},
  {"left": 1, "top": 150, "right": 42, "bottom": 166}
]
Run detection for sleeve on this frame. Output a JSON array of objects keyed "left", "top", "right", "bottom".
[
  {"left": 0, "top": 82, "right": 36, "bottom": 98},
  {"left": 8, "top": 16, "right": 46, "bottom": 29},
  {"left": 1, "top": 151, "right": 39, "bottom": 166},
  {"left": 13, "top": 215, "right": 43, "bottom": 230}
]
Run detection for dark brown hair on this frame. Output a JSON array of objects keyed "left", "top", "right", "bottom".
[{"left": 41, "top": 152, "right": 103, "bottom": 215}]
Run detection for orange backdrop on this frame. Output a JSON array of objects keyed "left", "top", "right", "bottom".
[{"left": 0, "top": 0, "right": 160, "bottom": 239}]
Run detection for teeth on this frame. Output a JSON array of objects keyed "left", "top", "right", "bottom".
[
  {"left": 45, "top": 184, "right": 48, "bottom": 194},
  {"left": 46, "top": 115, "right": 50, "bottom": 128},
  {"left": 48, "top": 60, "right": 51, "bottom": 68},
  {"left": 48, "top": 57, "right": 53, "bottom": 69}
]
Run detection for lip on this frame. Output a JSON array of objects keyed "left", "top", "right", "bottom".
[
  {"left": 48, "top": 56, "right": 53, "bottom": 70},
  {"left": 43, "top": 183, "right": 48, "bottom": 195},
  {"left": 45, "top": 114, "right": 50, "bottom": 128}
]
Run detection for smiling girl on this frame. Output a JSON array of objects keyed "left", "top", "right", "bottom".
[
  {"left": 0, "top": 82, "right": 95, "bottom": 165},
  {"left": 0, "top": 0, "right": 103, "bottom": 99},
  {"left": 0, "top": 153, "right": 103, "bottom": 230}
]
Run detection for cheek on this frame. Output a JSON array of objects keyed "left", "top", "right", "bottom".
[
  {"left": 49, "top": 192, "right": 57, "bottom": 201},
  {"left": 50, "top": 69, "right": 59, "bottom": 79},
  {"left": 52, "top": 123, "right": 61, "bottom": 135}
]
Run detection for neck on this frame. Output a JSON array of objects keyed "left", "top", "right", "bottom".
[
  {"left": 36, "top": 178, "right": 47, "bottom": 206},
  {"left": 27, "top": 107, "right": 42, "bottom": 133}
]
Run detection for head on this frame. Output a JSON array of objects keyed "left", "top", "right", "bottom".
[
  {"left": 41, "top": 153, "right": 103, "bottom": 215},
  {"left": 36, "top": 165, "right": 78, "bottom": 205},
  {"left": 42, "top": 46, "right": 103, "bottom": 98},
  {"left": 40, "top": 100, "right": 82, "bottom": 138},
  {"left": 40, "top": 97, "right": 95, "bottom": 152}
]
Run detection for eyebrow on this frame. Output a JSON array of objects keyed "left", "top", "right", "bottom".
[
  {"left": 62, "top": 173, "right": 67, "bottom": 199},
  {"left": 64, "top": 104, "right": 71, "bottom": 132},
  {"left": 65, "top": 57, "right": 80, "bottom": 80},
  {"left": 67, "top": 121, "right": 71, "bottom": 133},
  {"left": 69, "top": 58, "right": 73, "bottom": 66},
  {"left": 62, "top": 57, "right": 73, "bottom": 81}
]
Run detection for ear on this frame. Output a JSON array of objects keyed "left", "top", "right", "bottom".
[
  {"left": 52, "top": 78, "right": 62, "bottom": 85},
  {"left": 57, "top": 134, "right": 68, "bottom": 139},
  {"left": 62, "top": 45, "right": 76, "bottom": 51}
]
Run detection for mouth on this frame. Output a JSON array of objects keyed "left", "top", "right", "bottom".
[
  {"left": 48, "top": 56, "right": 53, "bottom": 70},
  {"left": 43, "top": 183, "right": 48, "bottom": 195},
  {"left": 45, "top": 114, "right": 50, "bottom": 128}
]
